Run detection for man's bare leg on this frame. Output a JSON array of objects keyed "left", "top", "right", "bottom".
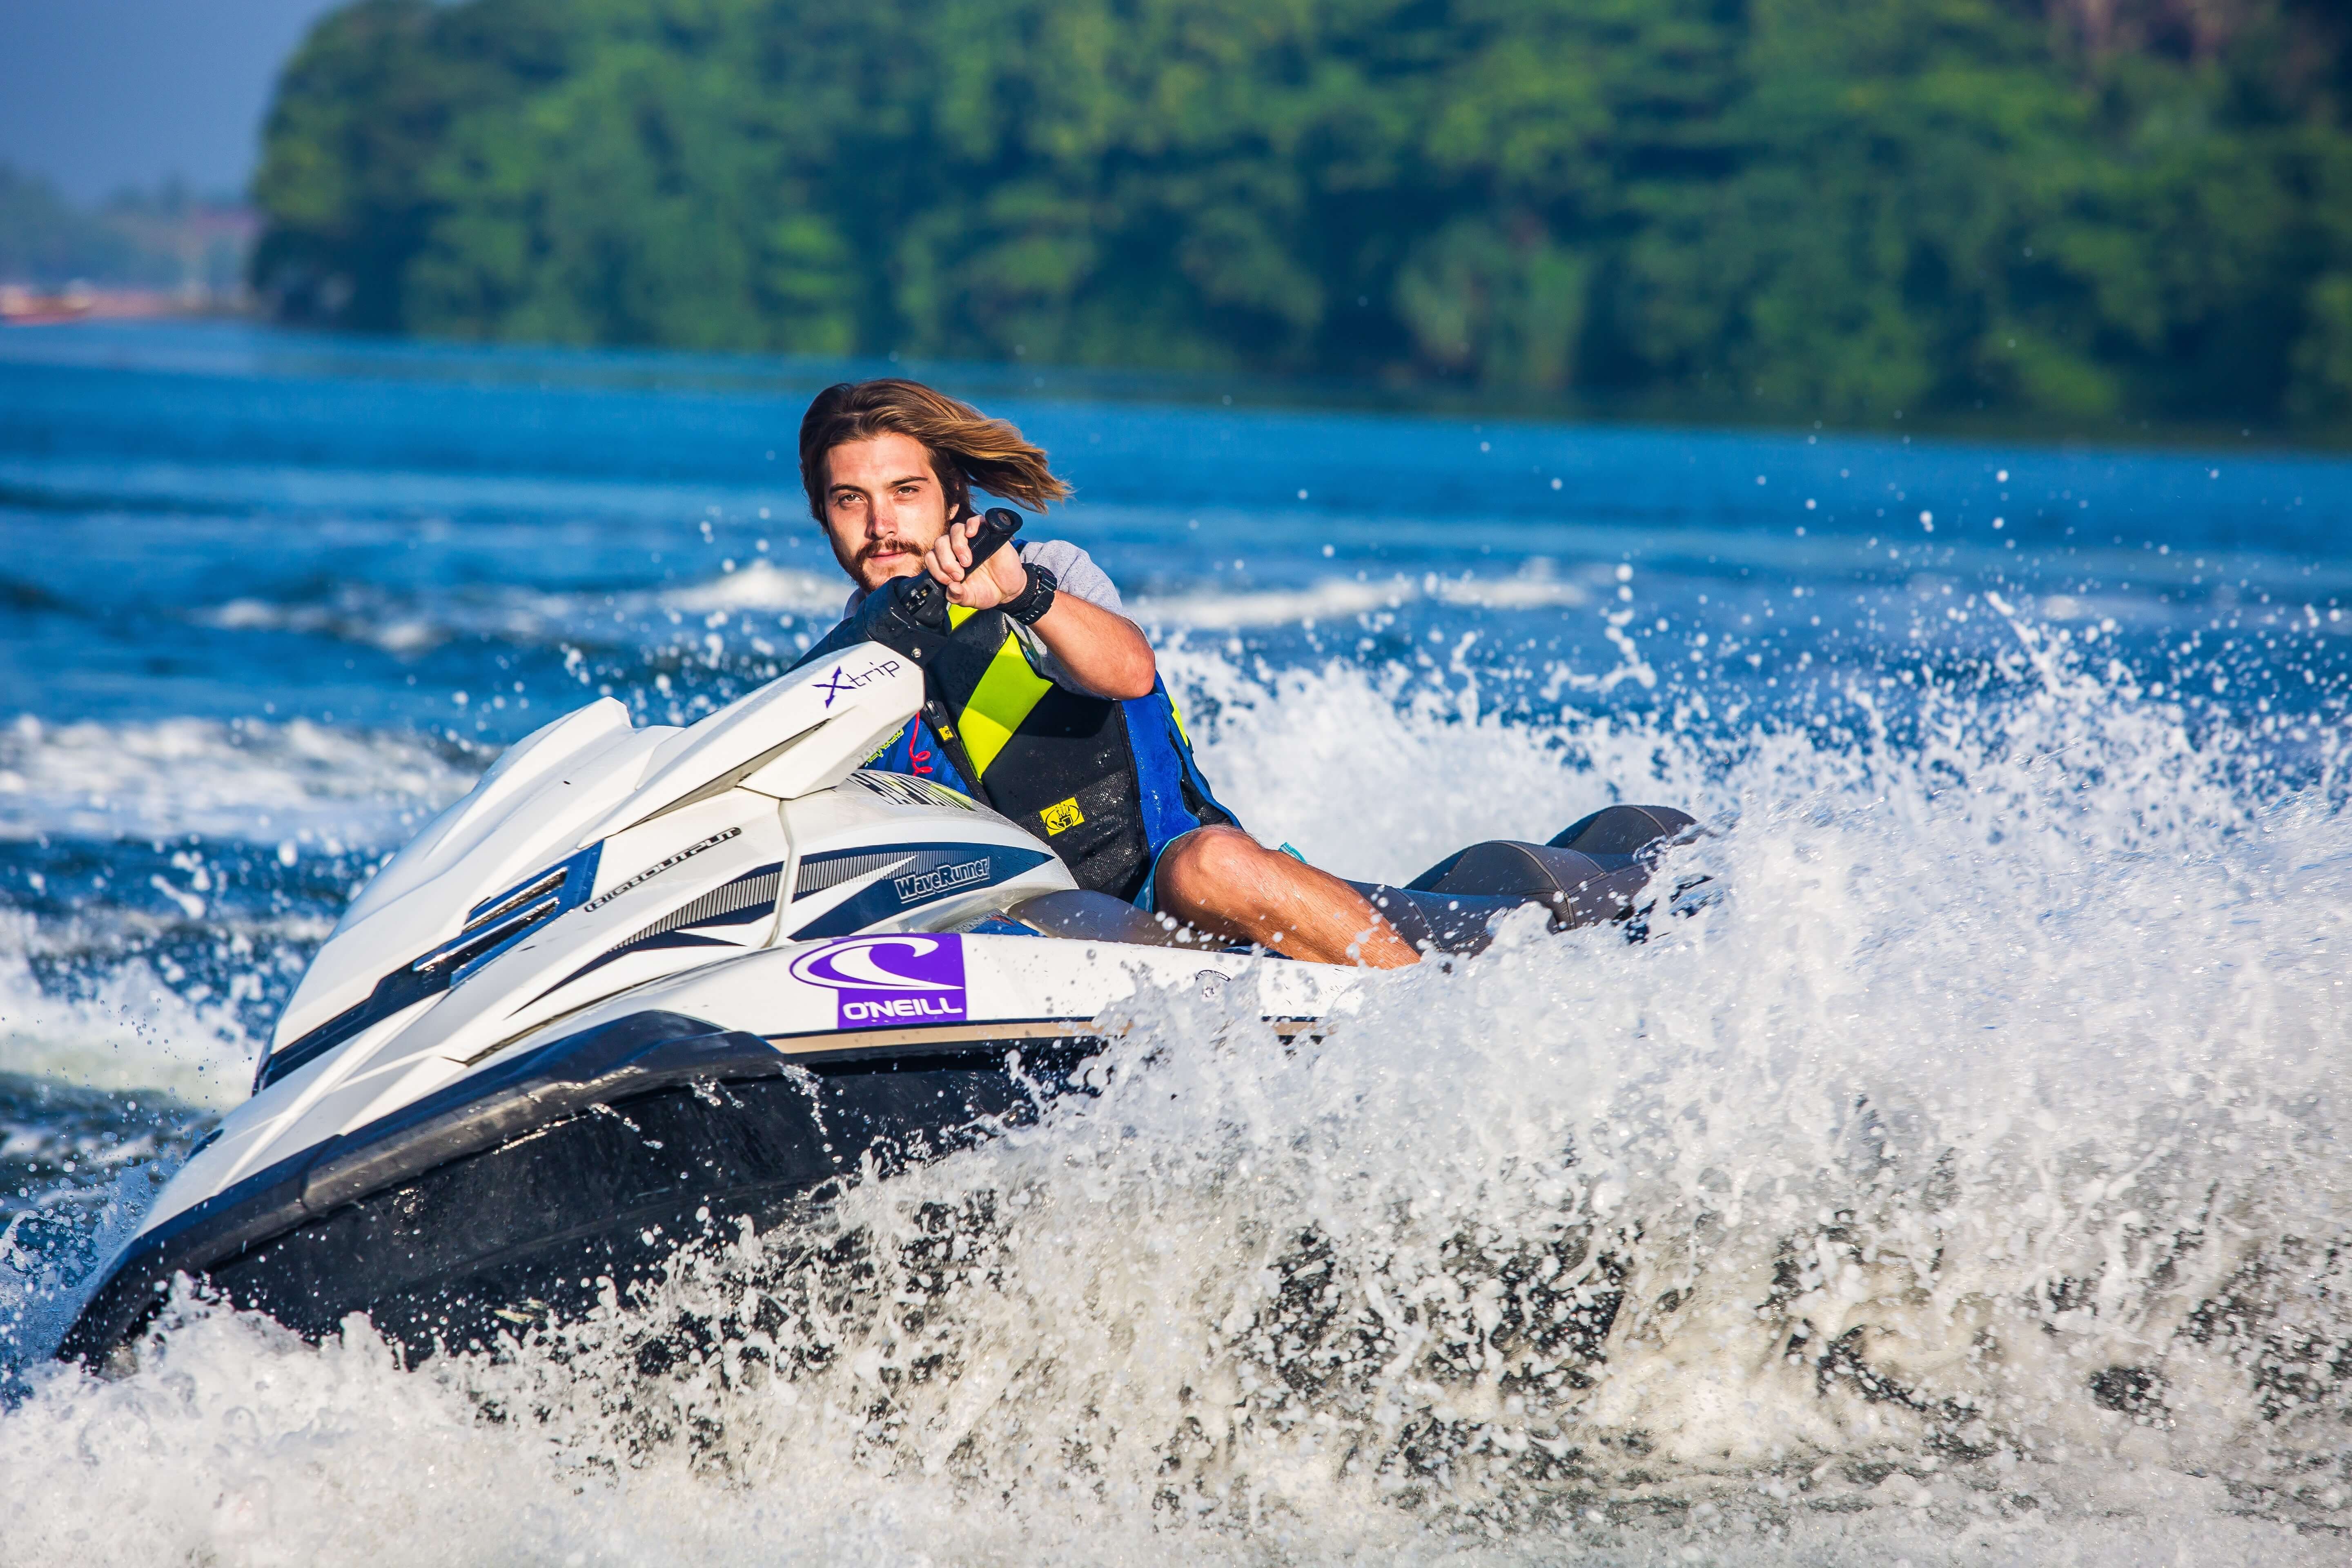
[{"left": 1151, "top": 825, "right": 1420, "bottom": 968}]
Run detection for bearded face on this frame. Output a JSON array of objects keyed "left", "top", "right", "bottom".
[{"left": 817, "top": 431, "right": 964, "bottom": 592}]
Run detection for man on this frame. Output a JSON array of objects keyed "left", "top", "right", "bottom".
[{"left": 792, "top": 378, "right": 1418, "bottom": 968}]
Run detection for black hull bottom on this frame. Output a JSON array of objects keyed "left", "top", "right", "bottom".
[
  {"left": 61, "top": 1012, "right": 1098, "bottom": 1365},
  {"left": 220, "top": 1059, "right": 1078, "bottom": 1355}
]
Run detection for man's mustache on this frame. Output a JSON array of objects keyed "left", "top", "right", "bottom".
[{"left": 855, "top": 537, "right": 916, "bottom": 566}]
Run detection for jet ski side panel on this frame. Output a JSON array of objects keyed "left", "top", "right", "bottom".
[
  {"left": 138, "top": 793, "right": 1089, "bottom": 1248},
  {"left": 535, "top": 933, "right": 1359, "bottom": 1058},
  {"left": 149, "top": 791, "right": 796, "bottom": 1238},
  {"left": 62, "top": 932, "right": 1347, "bottom": 1364},
  {"left": 58, "top": 1007, "right": 1110, "bottom": 1364}
]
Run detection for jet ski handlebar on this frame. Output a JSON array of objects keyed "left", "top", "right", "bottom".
[
  {"left": 964, "top": 505, "right": 1024, "bottom": 568},
  {"left": 866, "top": 507, "right": 1024, "bottom": 640}
]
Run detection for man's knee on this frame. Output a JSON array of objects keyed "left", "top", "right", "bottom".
[{"left": 1155, "top": 826, "right": 1267, "bottom": 908}]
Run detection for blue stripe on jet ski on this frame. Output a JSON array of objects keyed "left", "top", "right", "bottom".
[
  {"left": 448, "top": 843, "right": 603, "bottom": 987},
  {"left": 530, "top": 861, "right": 784, "bottom": 1001}
]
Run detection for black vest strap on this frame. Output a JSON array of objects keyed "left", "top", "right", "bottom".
[
  {"left": 792, "top": 579, "right": 1230, "bottom": 902},
  {"left": 923, "top": 608, "right": 1155, "bottom": 898}
]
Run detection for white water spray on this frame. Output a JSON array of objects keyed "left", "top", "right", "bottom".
[{"left": 2, "top": 635, "right": 2346, "bottom": 1566}]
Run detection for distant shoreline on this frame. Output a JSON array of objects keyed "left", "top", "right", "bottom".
[
  {"left": 0, "top": 283, "right": 247, "bottom": 328},
  {"left": 3, "top": 314, "right": 2342, "bottom": 460}
]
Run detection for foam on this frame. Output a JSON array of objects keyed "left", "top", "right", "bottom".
[
  {"left": 1132, "top": 569, "right": 1594, "bottom": 630},
  {"left": 0, "top": 714, "right": 475, "bottom": 845},
  {"left": 655, "top": 559, "right": 845, "bottom": 616},
  {"left": 194, "top": 589, "right": 557, "bottom": 656},
  {"left": 3, "top": 635, "right": 2348, "bottom": 1562},
  {"left": 0, "top": 911, "right": 259, "bottom": 1107},
  {"left": 189, "top": 562, "right": 849, "bottom": 660},
  {"left": 0, "top": 1298, "right": 2323, "bottom": 1566}
]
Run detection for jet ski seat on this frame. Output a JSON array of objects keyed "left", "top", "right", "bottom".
[
  {"left": 1008, "top": 805, "right": 1700, "bottom": 958},
  {"left": 1350, "top": 804, "right": 1698, "bottom": 954},
  {"left": 1007, "top": 805, "right": 1695, "bottom": 958},
  {"left": 1005, "top": 889, "right": 1218, "bottom": 948}
]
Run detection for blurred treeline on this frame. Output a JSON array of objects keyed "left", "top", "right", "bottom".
[
  {"left": 253, "top": 0, "right": 2352, "bottom": 429},
  {"left": 0, "top": 165, "right": 251, "bottom": 294}
]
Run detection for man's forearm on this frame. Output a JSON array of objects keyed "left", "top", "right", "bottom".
[{"left": 1031, "top": 591, "right": 1157, "bottom": 699}]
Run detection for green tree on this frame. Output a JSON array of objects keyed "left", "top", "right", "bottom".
[{"left": 248, "top": 0, "right": 2352, "bottom": 429}]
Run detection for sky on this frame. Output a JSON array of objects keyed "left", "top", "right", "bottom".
[{"left": 0, "top": 0, "right": 346, "bottom": 205}]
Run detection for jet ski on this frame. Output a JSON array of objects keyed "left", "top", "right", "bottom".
[{"left": 60, "top": 523, "right": 1695, "bottom": 1368}]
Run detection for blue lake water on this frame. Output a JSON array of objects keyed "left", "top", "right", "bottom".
[{"left": 0, "top": 322, "right": 2347, "bottom": 1564}]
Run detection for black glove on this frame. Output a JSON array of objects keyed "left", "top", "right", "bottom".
[
  {"left": 848, "top": 508, "right": 1027, "bottom": 644},
  {"left": 856, "top": 569, "right": 948, "bottom": 641}
]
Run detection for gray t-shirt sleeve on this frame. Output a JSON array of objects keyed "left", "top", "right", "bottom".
[
  {"left": 1014, "top": 539, "right": 1130, "bottom": 693},
  {"left": 1016, "top": 538, "right": 1123, "bottom": 616}
]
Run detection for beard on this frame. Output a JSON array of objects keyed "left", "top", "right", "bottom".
[
  {"left": 832, "top": 533, "right": 926, "bottom": 592},
  {"left": 831, "top": 508, "right": 962, "bottom": 591}
]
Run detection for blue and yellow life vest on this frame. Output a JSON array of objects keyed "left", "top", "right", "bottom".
[{"left": 844, "top": 604, "right": 1236, "bottom": 900}]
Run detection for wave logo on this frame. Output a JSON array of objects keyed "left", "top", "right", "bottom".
[{"left": 788, "top": 933, "right": 968, "bottom": 1030}]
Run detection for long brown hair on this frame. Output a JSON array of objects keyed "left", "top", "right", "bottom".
[{"left": 798, "top": 379, "right": 1070, "bottom": 521}]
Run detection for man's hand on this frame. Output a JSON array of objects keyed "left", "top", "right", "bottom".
[
  {"left": 916, "top": 514, "right": 1158, "bottom": 699},
  {"left": 924, "top": 516, "right": 1029, "bottom": 608}
]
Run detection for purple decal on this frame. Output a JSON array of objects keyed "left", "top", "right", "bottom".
[
  {"left": 788, "top": 933, "right": 967, "bottom": 1030},
  {"left": 813, "top": 656, "right": 905, "bottom": 710}
]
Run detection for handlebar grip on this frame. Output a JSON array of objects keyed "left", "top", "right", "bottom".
[
  {"left": 877, "top": 508, "right": 1025, "bottom": 638},
  {"left": 965, "top": 507, "right": 1022, "bottom": 568}
]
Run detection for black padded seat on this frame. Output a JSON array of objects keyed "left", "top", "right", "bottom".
[
  {"left": 1011, "top": 804, "right": 1698, "bottom": 959},
  {"left": 1548, "top": 803, "right": 1698, "bottom": 858},
  {"left": 1344, "top": 884, "right": 1528, "bottom": 954},
  {"left": 1349, "top": 803, "right": 1698, "bottom": 949},
  {"left": 1005, "top": 889, "right": 1231, "bottom": 949}
]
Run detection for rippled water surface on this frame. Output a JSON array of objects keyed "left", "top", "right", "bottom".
[{"left": 2, "top": 323, "right": 2348, "bottom": 1565}]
